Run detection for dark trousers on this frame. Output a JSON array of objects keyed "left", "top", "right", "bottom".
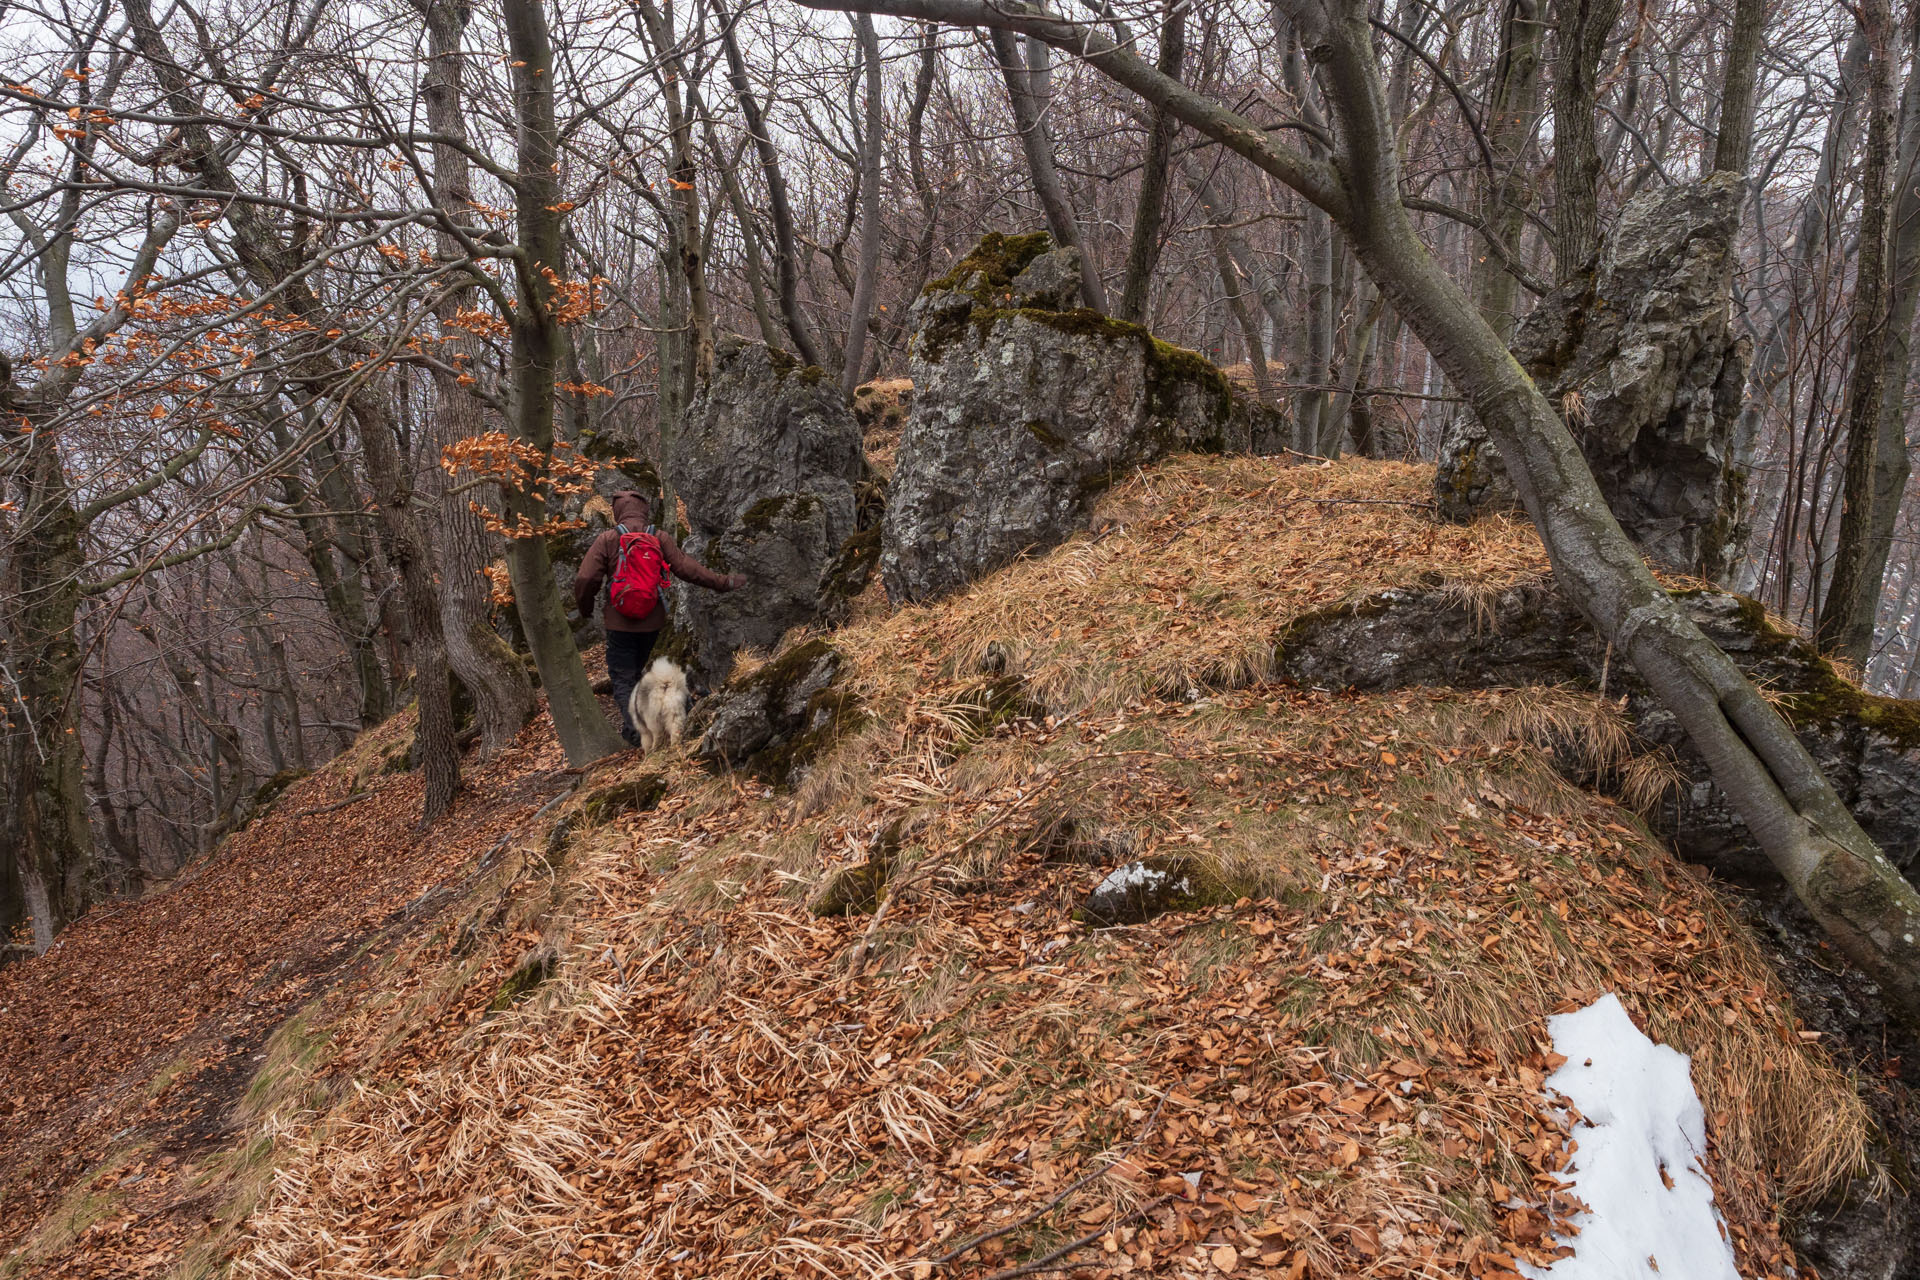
[{"left": 606, "top": 630, "right": 659, "bottom": 746}]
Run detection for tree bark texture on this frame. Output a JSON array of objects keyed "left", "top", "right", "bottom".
[
  {"left": 1551, "top": 0, "right": 1625, "bottom": 275},
  {"left": 1710, "top": 0, "right": 1766, "bottom": 174},
  {"left": 502, "top": 0, "right": 628, "bottom": 767},
  {"left": 1117, "top": 1, "right": 1185, "bottom": 324},
  {"left": 0, "top": 420, "right": 90, "bottom": 951},
  {"left": 1476, "top": 0, "right": 1547, "bottom": 336},
  {"left": 1818, "top": 0, "right": 1898, "bottom": 668}
]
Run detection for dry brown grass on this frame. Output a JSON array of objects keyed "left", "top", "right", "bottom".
[
  {"left": 838, "top": 455, "right": 1550, "bottom": 718},
  {"left": 226, "top": 454, "right": 1868, "bottom": 1280}
]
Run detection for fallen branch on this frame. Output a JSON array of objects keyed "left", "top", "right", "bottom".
[
  {"left": 929, "top": 1093, "right": 1170, "bottom": 1270},
  {"left": 293, "top": 788, "right": 384, "bottom": 818},
  {"left": 975, "top": 1194, "right": 1174, "bottom": 1279}
]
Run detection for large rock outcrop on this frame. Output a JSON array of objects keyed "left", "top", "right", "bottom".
[
  {"left": 669, "top": 338, "right": 864, "bottom": 683},
  {"left": 883, "top": 233, "right": 1287, "bottom": 603},
  {"left": 1436, "top": 174, "right": 1752, "bottom": 580}
]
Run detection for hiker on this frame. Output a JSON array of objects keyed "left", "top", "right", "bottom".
[{"left": 574, "top": 491, "right": 744, "bottom": 747}]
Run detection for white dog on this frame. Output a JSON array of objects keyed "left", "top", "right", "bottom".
[{"left": 627, "top": 657, "right": 690, "bottom": 752}]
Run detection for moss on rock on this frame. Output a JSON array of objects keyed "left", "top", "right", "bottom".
[
  {"left": 923, "top": 231, "right": 1054, "bottom": 305},
  {"left": 764, "top": 345, "right": 830, "bottom": 386},
  {"left": 576, "top": 772, "right": 668, "bottom": 826}
]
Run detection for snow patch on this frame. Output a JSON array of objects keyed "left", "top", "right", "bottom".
[
  {"left": 1520, "top": 993, "right": 1740, "bottom": 1280},
  {"left": 1093, "top": 862, "right": 1188, "bottom": 897}
]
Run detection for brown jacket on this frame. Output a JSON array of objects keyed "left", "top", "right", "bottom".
[{"left": 573, "top": 492, "right": 740, "bottom": 632}]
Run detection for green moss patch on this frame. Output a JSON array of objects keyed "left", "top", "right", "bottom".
[
  {"left": 576, "top": 772, "right": 668, "bottom": 827},
  {"left": 765, "top": 345, "right": 829, "bottom": 386},
  {"left": 923, "top": 231, "right": 1054, "bottom": 305}
]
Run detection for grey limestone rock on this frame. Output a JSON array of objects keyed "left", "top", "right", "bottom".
[
  {"left": 690, "top": 638, "right": 863, "bottom": 787},
  {"left": 882, "top": 232, "right": 1287, "bottom": 604},
  {"left": 1435, "top": 174, "right": 1752, "bottom": 579},
  {"left": 670, "top": 336, "right": 864, "bottom": 683}
]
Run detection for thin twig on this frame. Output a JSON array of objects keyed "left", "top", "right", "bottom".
[
  {"left": 930, "top": 1093, "right": 1171, "bottom": 1269},
  {"left": 974, "top": 1195, "right": 1174, "bottom": 1279}
]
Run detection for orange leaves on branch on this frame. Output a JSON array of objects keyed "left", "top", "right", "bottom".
[
  {"left": 449, "top": 306, "right": 509, "bottom": 340},
  {"left": 441, "top": 430, "right": 605, "bottom": 541},
  {"left": 482, "top": 561, "right": 514, "bottom": 607},
  {"left": 539, "top": 268, "right": 608, "bottom": 326}
]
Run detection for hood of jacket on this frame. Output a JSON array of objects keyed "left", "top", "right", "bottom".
[{"left": 610, "top": 491, "right": 651, "bottom": 530}]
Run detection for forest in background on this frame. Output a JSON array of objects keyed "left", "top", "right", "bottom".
[{"left": 4, "top": 0, "right": 1918, "bottom": 964}]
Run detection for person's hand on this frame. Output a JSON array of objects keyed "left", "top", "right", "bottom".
[{"left": 727, "top": 573, "right": 748, "bottom": 590}]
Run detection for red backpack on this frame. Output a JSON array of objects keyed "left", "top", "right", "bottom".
[{"left": 607, "top": 524, "right": 670, "bottom": 620}]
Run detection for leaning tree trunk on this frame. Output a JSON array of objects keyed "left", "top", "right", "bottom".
[
  {"left": 989, "top": 28, "right": 1107, "bottom": 312},
  {"left": 800, "top": 0, "right": 1920, "bottom": 1021},
  {"left": 716, "top": 0, "right": 826, "bottom": 368}
]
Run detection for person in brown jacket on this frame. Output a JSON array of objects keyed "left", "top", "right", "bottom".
[{"left": 574, "top": 491, "right": 743, "bottom": 747}]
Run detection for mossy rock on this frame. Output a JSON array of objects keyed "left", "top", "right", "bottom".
[
  {"left": 811, "top": 849, "right": 894, "bottom": 916},
  {"left": 810, "top": 816, "right": 918, "bottom": 915},
  {"left": 737, "top": 492, "right": 822, "bottom": 537},
  {"left": 696, "top": 639, "right": 869, "bottom": 787},
  {"left": 741, "top": 686, "right": 868, "bottom": 788},
  {"left": 945, "top": 675, "right": 1047, "bottom": 745},
  {"left": 1676, "top": 588, "right": 1920, "bottom": 749},
  {"left": 1077, "top": 855, "right": 1239, "bottom": 926},
  {"left": 764, "top": 345, "right": 830, "bottom": 386},
  {"left": 818, "top": 524, "right": 882, "bottom": 623},
  {"left": 488, "top": 944, "right": 559, "bottom": 1012},
  {"left": 576, "top": 772, "right": 667, "bottom": 827},
  {"left": 923, "top": 231, "right": 1054, "bottom": 305}
]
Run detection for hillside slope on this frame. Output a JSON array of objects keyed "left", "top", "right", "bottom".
[{"left": 1, "top": 456, "right": 1889, "bottom": 1279}]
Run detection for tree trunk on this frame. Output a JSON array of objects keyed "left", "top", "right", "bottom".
[
  {"left": 989, "top": 27, "right": 1107, "bottom": 311},
  {"left": 842, "top": 13, "right": 885, "bottom": 394},
  {"left": 1211, "top": 228, "right": 1272, "bottom": 401},
  {"left": 1476, "top": 0, "right": 1547, "bottom": 336},
  {"left": 1298, "top": 210, "right": 1334, "bottom": 452},
  {"left": 0, "top": 425, "right": 91, "bottom": 951},
  {"left": 350, "top": 394, "right": 461, "bottom": 822},
  {"left": 1710, "top": 0, "right": 1766, "bottom": 174},
  {"left": 269, "top": 415, "right": 389, "bottom": 727},
  {"left": 1732, "top": 20, "right": 1873, "bottom": 588},
  {"left": 416, "top": 0, "right": 536, "bottom": 759},
  {"left": 1551, "top": 0, "right": 1625, "bottom": 275},
  {"left": 799, "top": 0, "right": 1920, "bottom": 1023},
  {"left": 503, "top": 0, "right": 629, "bottom": 767},
  {"left": 1818, "top": 0, "right": 1899, "bottom": 667},
  {"left": 1117, "top": 1, "right": 1184, "bottom": 324},
  {"left": 716, "top": 0, "right": 826, "bottom": 367}
]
